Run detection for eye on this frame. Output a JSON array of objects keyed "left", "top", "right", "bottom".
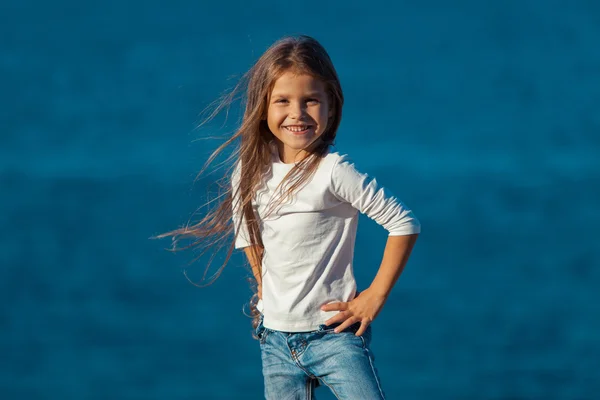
[
  {"left": 306, "top": 98, "right": 319, "bottom": 104},
  {"left": 274, "top": 98, "right": 288, "bottom": 104}
]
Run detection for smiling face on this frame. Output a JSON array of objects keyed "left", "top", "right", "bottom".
[{"left": 266, "top": 72, "right": 331, "bottom": 164}]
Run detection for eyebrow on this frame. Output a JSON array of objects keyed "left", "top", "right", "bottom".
[{"left": 270, "top": 92, "right": 324, "bottom": 98}]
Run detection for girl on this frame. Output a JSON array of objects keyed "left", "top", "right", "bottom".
[{"left": 160, "top": 35, "right": 420, "bottom": 399}]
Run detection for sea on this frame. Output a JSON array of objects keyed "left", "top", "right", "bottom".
[{"left": 1, "top": 0, "right": 599, "bottom": 398}]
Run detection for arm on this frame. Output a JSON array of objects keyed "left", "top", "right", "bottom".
[
  {"left": 243, "top": 245, "right": 264, "bottom": 299},
  {"left": 370, "top": 234, "right": 418, "bottom": 298},
  {"left": 232, "top": 163, "right": 263, "bottom": 295},
  {"left": 231, "top": 162, "right": 254, "bottom": 249},
  {"left": 321, "top": 234, "right": 418, "bottom": 336},
  {"left": 321, "top": 156, "right": 421, "bottom": 336}
]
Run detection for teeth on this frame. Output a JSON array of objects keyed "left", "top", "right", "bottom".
[{"left": 285, "top": 126, "right": 309, "bottom": 132}]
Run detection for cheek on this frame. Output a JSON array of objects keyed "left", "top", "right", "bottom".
[
  {"left": 318, "top": 106, "right": 331, "bottom": 124},
  {"left": 267, "top": 107, "right": 283, "bottom": 122},
  {"left": 266, "top": 109, "right": 282, "bottom": 131}
]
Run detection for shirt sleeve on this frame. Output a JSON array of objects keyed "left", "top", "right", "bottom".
[
  {"left": 231, "top": 161, "right": 253, "bottom": 249},
  {"left": 330, "top": 155, "right": 421, "bottom": 236}
]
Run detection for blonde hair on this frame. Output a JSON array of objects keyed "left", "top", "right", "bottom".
[{"left": 156, "top": 35, "right": 344, "bottom": 332}]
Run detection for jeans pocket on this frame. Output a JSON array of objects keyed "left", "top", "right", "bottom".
[
  {"left": 255, "top": 319, "right": 270, "bottom": 344},
  {"left": 361, "top": 324, "right": 373, "bottom": 344}
]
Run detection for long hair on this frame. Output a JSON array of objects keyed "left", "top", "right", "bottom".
[{"left": 155, "top": 35, "right": 344, "bottom": 332}]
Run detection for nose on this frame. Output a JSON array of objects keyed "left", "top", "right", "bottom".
[{"left": 288, "top": 101, "right": 305, "bottom": 119}]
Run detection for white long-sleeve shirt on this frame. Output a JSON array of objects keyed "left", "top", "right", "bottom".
[{"left": 232, "top": 146, "right": 420, "bottom": 332}]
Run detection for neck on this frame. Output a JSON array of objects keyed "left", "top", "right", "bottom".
[
  {"left": 278, "top": 148, "right": 309, "bottom": 164},
  {"left": 274, "top": 139, "right": 324, "bottom": 164}
]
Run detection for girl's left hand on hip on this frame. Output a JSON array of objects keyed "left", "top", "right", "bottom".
[{"left": 320, "top": 288, "right": 388, "bottom": 336}]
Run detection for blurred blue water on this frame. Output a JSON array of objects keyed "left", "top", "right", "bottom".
[{"left": 1, "top": 0, "right": 599, "bottom": 399}]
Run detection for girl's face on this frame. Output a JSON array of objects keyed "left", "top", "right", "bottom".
[{"left": 266, "top": 72, "right": 331, "bottom": 164}]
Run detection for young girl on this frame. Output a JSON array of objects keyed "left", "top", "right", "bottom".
[{"left": 160, "top": 35, "right": 420, "bottom": 399}]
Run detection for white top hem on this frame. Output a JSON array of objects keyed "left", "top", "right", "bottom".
[{"left": 262, "top": 315, "right": 333, "bottom": 332}]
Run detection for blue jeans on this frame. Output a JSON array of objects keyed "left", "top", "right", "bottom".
[{"left": 256, "top": 318, "right": 386, "bottom": 399}]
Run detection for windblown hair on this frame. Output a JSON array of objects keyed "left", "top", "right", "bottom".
[{"left": 155, "top": 35, "right": 344, "bottom": 333}]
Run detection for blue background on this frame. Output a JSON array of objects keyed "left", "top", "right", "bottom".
[{"left": 1, "top": 0, "right": 599, "bottom": 398}]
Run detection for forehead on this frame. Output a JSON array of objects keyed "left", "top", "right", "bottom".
[{"left": 270, "top": 72, "right": 327, "bottom": 95}]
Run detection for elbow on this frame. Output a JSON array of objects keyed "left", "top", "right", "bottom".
[{"left": 388, "top": 215, "right": 421, "bottom": 236}]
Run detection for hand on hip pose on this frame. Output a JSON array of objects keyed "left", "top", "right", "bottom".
[{"left": 320, "top": 287, "right": 388, "bottom": 336}]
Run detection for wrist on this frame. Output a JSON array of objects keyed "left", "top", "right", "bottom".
[{"left": 367, "top": 284, "right": 390, "bottom": 299}]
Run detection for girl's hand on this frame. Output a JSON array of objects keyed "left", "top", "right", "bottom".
[{"left": 320, "top": 287, "right": 388, "bottom": 336}]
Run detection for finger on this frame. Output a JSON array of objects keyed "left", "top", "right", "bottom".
[
  {"left": 355, "top": 321, "right": 370, "bottom": 337},
  {"left": 321, "top": 302, "right": 348, "bottom": 312},
  {"left": 334, "top": 316, "right": 359, "bottom": 333},
  {"left": 324, "top": 311, "right": 350, "bottom": 326}
]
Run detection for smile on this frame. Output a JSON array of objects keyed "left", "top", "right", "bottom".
[{"left": 283, "top": 125, "right": 312, "bottom": 134}]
